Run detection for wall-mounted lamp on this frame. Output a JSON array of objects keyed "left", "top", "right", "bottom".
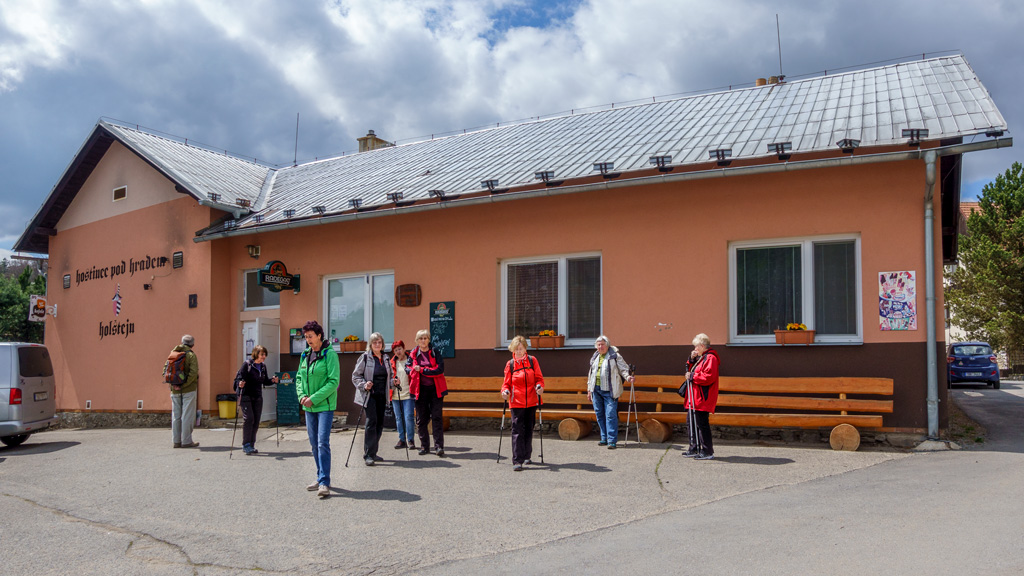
[
  {"left": 836, "top": 138, "right": 861, "bottom": 154},
  {"left": 768, "top": 142, "right": 792, "bottom": 161},
  {"left": 902, "top": 128, "right": 928, "bottom": 146},
  {"left": 709, "top": 148, "right": 733, "bottom": 167},
  {"left": 386, "top": 192, "right": 404, "bottom": 203},
  {"left": 246, "top": 245, "right": 260, "bottom": 259},
  {"left": 311, "top": 205, "right": 326, "bottom": 215},
  {"left": 481, "top": 179, "right": 500, "bottom": 191},
  {"left": 348, "top": 198, "right": 363, "bottom": 209}
]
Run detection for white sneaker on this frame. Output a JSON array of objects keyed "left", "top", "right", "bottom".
[
  {"left": 317, "top": 484, "right": 330, "bottom": 498},
  {"left": 306, "top": 482, "right": 319, "bottom": 491}
]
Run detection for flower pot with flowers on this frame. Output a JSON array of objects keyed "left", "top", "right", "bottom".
[
  {"left": 341, "top": 334, "right": 365, "bottom": 352},
  {"left": 530, "top": 330, "right": 565, "bottom": 349},
  {"left": 774, "top": 323, "right": 815, "bottom": 345}
]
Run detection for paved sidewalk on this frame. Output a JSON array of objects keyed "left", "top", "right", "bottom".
[{"left": 1, "top": 384, "right": 1020, "bottom": 575}]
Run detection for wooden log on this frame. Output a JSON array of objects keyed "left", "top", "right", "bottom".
[
  {"left": 638, "top": 418, "right": 672, "bottom": 443},
  {"left": 829, "top": 423, "right": 861, "bottom": 451},
  {"left": 557, "top": 418, "right": 592, "bottom": 441}
]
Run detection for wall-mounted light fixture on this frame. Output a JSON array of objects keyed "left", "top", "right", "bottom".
[
  {"left": 709, "top": 148, "right": 732, "bottom": 167},
  {"left": 349, "top": 198, "right": 363, "bottom": 209},
  {"left": 246, "top": 245, "right": 260, "bottom": 259},
  {"left": 386, "top": 192, "right": 404, "bottom": 203},
  {"left": 902, "top": 128, "right": 928, "bottom": 146},
  {"left": 836, "top": 138, "right": 861, "bottom": 154},
  {"left": 768, "top": 142, "right": 792, "bottom": 161}
]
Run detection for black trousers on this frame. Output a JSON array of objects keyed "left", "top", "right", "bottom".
[
  {"left": 416, "top": 386, "right": 444, "bottom": 449},
  {"left": 239, "top": 395, "right": 263, "bottom": 446},
  {"left": 510, "top": 406, "right": 536, "bottom": 464},
  {"left": 688, "top": 409, "right": 713, "bottom": 455},
  {"left": 363, "top": 393, "right": 387, "bottom": 458}
]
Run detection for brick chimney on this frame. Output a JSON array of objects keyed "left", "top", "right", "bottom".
[{"left": 357, "top": 130, "right": 393, "bottom": 152}]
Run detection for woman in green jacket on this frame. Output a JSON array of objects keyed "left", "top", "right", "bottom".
[{"left": 296, "top": 321, "right": 340, "bottom": 499}]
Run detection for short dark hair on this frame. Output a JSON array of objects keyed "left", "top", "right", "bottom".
[{"left": 302, "top": 320, "right": 324, "bottom": 339}]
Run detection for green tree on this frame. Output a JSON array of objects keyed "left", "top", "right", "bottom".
[
  {"left": 947, "top": 162, "right": 1024, "bottom": 364},
  {"left": 0, "top": 259, "right": 46, "bottom": 343}
]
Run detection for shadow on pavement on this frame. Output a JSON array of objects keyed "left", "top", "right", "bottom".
[
  {"left": 333, "top": 487, "right": 422, "bottom": 502},
  {"left": 0, "top": 441, "right": 80, "bottom": 455},
  {"left": 530, "top": 461, "right": 612, "bottom": 473},
  {"left": 710, "top": 455, "right": 795, "bottom": 465}
]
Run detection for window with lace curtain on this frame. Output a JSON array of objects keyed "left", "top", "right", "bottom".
[{"left": 502, "top": 254, "right": 601, "bottom": 345}]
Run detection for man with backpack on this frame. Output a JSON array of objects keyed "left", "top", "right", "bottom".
[{"left": 164, "top": 334, "right": 200, "bottom": 448}]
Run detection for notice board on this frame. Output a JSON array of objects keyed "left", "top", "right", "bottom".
[
  {"left": 429, "top": 301, "right": 455, "bottom": 358},
  {"left": 276, "top": 371, "right": 302, "bottom": 425}
]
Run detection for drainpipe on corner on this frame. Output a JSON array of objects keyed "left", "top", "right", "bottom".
[{"left": 924, "top": 150, "right": 939, "bottom": 439}]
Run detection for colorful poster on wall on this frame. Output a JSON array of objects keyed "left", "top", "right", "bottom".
[{"left": 879, "top": 271, "right": 917, "bottom": 331}]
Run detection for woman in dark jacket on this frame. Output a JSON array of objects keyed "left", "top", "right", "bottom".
[
  {"left": 682, "top": 333, "right": 720, "bottom": 460},
  {"left": 233, "top": 345, "right": 278, "bottom": 455},
  {"left": 352, "top": 332, "right": 393, "bottom": 466},
  {"left": 407, "top": 329, "right": 448, "bottom": 456},
  {"left": 501, "top": 335, "right": 544, "bottom": 471}
]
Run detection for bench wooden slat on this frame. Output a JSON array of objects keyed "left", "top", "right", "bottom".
[{"left": 718, "top": 377, "right": 894, "bottom": 395}]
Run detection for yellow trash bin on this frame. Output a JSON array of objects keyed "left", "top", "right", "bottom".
[{"left": 216, "top": 393, "right": 237, "bottom": 419}]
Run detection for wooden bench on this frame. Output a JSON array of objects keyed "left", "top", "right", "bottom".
[{"left": 443, "top": 375, "right": 894, "bottom": 451}]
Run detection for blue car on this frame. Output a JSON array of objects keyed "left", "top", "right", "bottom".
[{"left": 947, "top": 341, "right": 1001, "bottom": 389}]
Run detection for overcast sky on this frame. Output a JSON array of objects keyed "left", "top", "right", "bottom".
[{"left": 2, "top": 0, "right": 1022, "bottom": 259}]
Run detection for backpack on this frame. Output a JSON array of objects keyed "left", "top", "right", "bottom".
[{"left": 164, "top": 350, "right": 189, "bottom": 386}]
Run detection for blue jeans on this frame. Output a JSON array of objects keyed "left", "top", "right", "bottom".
[
  {"left": 305, "top": 410, "right": 333, "bottom": 487},
  {"left": 592, "top": 387, "right": 619, "bottom": 445},
  {"left": 392, "top": 398, "right": 416, "bottom": 443}
]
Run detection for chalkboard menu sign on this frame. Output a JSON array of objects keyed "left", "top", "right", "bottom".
[
  {"left": 276, "top": 371, "right": 302, "bottom": 425},
  {"left": 429, "top": 301, "right": 455, "bottom": 358}
]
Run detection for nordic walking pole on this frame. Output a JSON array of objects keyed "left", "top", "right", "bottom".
[
  {"left": 536, "top": 385, "right": 544, "bottom": 464},
  {"left": 393, "top": 379, "right": 410, "bottom": 461},
  {"left": 345, "top": 392, "right": 369, "bottom": 468},
  {"left": 624, "top": 364, "right": 638, "bottom": 445},
  {"left": 229, "top": 389, "right": 241, "bottom": 459},
  {"left": 496, "top": 399, "right": 508, "bottom": 463}
]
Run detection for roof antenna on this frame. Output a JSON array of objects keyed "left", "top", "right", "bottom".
[
  {"left": 776, "top": 14, "right": 784, "bottom": 80},
  {"left": 293, "top": 113, "right": 300, "bottom": 167}
]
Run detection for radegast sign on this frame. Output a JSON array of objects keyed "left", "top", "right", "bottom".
[{"left": 258, "top": 260, "right": 301, "bottom": 293}]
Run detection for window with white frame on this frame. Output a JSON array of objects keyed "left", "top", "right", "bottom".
[
  {"left": 729, "top": 235, "right": 861, "bottom": 344},
  {"left": 324, "top": 272, "right": 394, "bottom": 350},
  {"left": 243, "top": 270, "right": 280, "bottom": 309},
  {"left": 502, "top": 254, "right": 601, "bottom": 345}
]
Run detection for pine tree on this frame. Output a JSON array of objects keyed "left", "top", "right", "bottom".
[
  {"left": 0, "top": 259, "right": 46, "bottom": 343},
  {"left": 947, "top": 162, "right": 1024, "bottom": 371}
]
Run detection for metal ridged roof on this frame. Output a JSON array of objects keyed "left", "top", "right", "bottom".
[
  {"left": 102, "top": 121, "right": 270, "bottom": 208},
  {"left": 107, "top": 55, "right": 1007, "bottom": 234}
]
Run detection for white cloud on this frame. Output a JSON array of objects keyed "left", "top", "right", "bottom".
[{"left": 0, "top": 0, "right": 77, "bottom": 92}]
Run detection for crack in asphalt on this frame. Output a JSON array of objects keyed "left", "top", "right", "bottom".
[{"left": 1, "top": 491, "right": 289, "bottom": 575}]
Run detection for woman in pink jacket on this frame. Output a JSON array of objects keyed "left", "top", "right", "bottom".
[{"left": 682, "top": 333, "right": 720, "bottom": 460}]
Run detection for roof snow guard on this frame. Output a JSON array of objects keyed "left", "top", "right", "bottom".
[{"left": 15, "top": 55, "right": 1009, "bottom": 252}]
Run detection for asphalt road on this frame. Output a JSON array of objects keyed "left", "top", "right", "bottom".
[{"left": 1, "top": 383, "right": 1021, "bottom": 575}]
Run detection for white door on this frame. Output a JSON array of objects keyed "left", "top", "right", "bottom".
[{"left": 242, "top": 318, "right": 280, "bottom": 422}]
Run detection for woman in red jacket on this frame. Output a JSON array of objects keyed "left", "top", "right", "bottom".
[
  {"left": 683, "top": 333, "right": 719, "bottom": 460},
  {"left": 501, "top": 335, "right": 545, "bottom": 471}
]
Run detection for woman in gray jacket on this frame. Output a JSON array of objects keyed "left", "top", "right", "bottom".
[
  {"left": 587, "top": 335, "right": 634, "bottom": 449},
  {"left": 352, "top": 332, "right": 393, "bottom": 466}
]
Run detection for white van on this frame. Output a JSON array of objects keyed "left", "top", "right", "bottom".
[{"left": 0, "top": 343, "right": 58, "bottom": 447}]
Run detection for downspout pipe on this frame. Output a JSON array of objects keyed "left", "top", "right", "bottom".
[{"left": 923, "top": 150, "right": 939, "bottom": 439}]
